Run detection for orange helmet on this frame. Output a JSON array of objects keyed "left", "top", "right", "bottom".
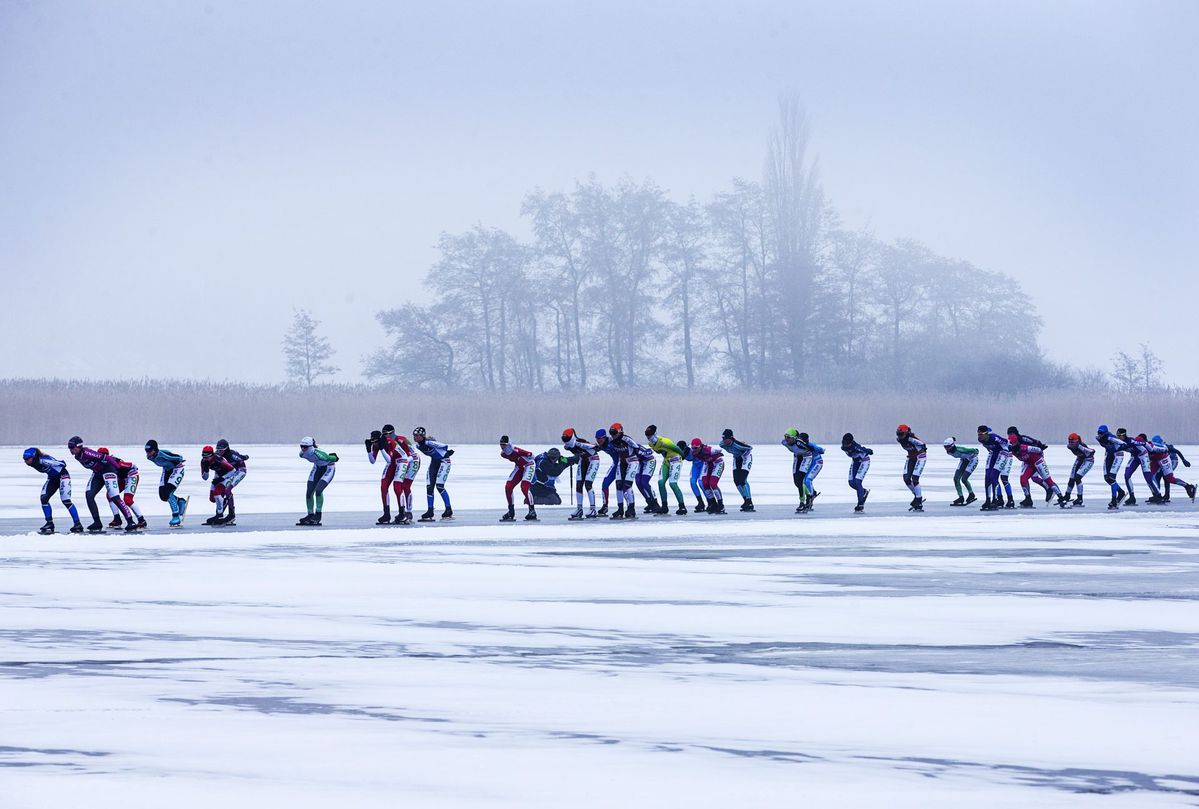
[
  {"left": 897, "top": 424, "right": 910, "bottom": 434},
  {"left": 1068, "top": 432, "right": 1081, "bottom": 443}
]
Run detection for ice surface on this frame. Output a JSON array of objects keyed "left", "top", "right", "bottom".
[{"left": 2, "top": 445, "right": 1199, "bottom": 806}]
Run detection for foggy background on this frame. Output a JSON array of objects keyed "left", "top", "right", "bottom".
[{"left": 2, "top": 0, "right": 1197, "bottom": 385}]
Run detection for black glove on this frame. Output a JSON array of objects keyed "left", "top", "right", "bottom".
[
  {"left": 444, "top": 449, "right": 455, "bottom": 457},
  {"left": 365, "top": 438, "right": 374, "bottom": 451}
]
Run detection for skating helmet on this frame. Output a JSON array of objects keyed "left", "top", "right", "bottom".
[
  {"left": 67, "top": 436, "right": 83, "bottom": 452},
  {"left": 22, "top": 447, "right": 38, "bottom": 463},
  {"left": 784, "top": 428, "right": 799, "bottom": 442},
  {"left": 896, "top": 424, "right": 910, "bottom": 436},
  {"left": 594, "top": 429, "right": 607, "bottom": 441},
  {"left": 977, "top": 425, "right": 989, "bottom": 435},
  {"left": 562, "top": 428, "right": 576, "bottom": 443},
  {"left": 1152, "top": 435, "right": 1164, "bottom": 444},
  {"left": 202, "top": 445, "right": 215, "bottom": 457},
  {"left": 548, "top": 448, "right": 561, "bottom": 459},
  {"left": 1068, "top": 433, "right": 1081, "bottom": 443},
  {"left": 300, "top": 436, "right": 315, "bottom": 448},
  {"left": 1116, "top": 427, "right": 1128, "bottom": 437},
  {"left": 370, "top": 430, "right": 382, "bottom": 440},
  {"left": 798, "top": 432, "right": 809, "bottom": 442},
  {"left": 1097, "top": 424, "right": 1109, "bottom": 434},
  {"left": 381, "top": 424, "right": 395, "bottom": 435},
  {"left": 609, "top": 423, "right": 623, "bottom": 437},
  {"left": 98, "top": 447, "right": 109, "bottom": 455},
  {"left": 216, "top": 438, "right": 230, "bottom": 452},
  {"left": 690, "top": 438, "right": 703, "bottom": 449},
  {"left": 413, "top": 426, "right": 427, "bottom": 439},
  {"left": 644, "top": 424, "right": 657, "bottom": 438},
  {"left": 144, "top": 439, "right": 158, "bottom": 457},
  {"left": 943, "top": 437, "right": 956, "bottom": 448},
  {"left": 1137, "top": 433, "right": 1147, "bottom": 441},
  {"left": 722, "top": 429, "right": 734, "bottom": 440},
  {"left": 499, "top": 435, "right": 510, "bottom": 446},
  {"left": 1006, "top": 426, "right": 1019, "bottom": 437},
  {"left": 841, "top": 433, "right": 854, "bottom": 446}
]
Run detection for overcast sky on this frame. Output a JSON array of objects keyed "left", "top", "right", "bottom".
[{"left": 3, "top": 0, "right": 1196, "bottom": 385}]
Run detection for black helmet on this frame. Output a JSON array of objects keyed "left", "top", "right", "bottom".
[
  {"left": 798, "top": 432, "right": 809, "bottom": 442},
  {"left": 644, "top": 424, "right": 657, "bottom": 437},
  {"left": 500, "top": 435, "right": 510, "bottom": 444},
  {"left": 413, "top": 426, "right": 427, "bottom": 438},
  {"left": 67, "top": 436, "right": 83, "bottom": 450},
  {"left": 722, "top": 428, "right": 734, "bottom": 439},
  {"left": 382, "top": 424, "right": 395, "bottom": 435},
  {"left": 216, "top": 438, "right": 230, "bottom": 452},
  {"left": 977, "top": 425, "right": 989, "bottom": 434},
  {"left": 370, "top": 430, "right": 382, "bottom": 440},
  {"left": 144, "top": 439, "right": 158, "bottom": 456},
  {"left": 1006, "top": 426, "right": 1019, "bottom": 437},
  {"left": 841, "top": 433, "right": 854, "bottom": 445},
  {"left": 548, "top": 447, "right": 561, "bottom": 459}
]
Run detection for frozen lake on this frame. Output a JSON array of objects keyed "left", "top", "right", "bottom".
[{"left": 3, "top": 445, "right": 1199, "bottom": 806}]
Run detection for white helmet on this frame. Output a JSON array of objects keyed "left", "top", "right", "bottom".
[
  {"left": 300, "top": 436, "right": 315, "bottom": 448},
  {"left": 943, "top": 436, "right": 956, "bottom": 447}
]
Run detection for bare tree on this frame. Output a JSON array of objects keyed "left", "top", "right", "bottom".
[
  {"left": 1111, "top": 344, "right": 1163, "bottom": 393},
  {"left": 282, "top": 309, "right": 338, "bottom": 387},
  {"left": 364, "top": 303, "right": 457, "bottom": 389},
  {"left": 764, "top": 94, "right": 826, "bottom": 382}
]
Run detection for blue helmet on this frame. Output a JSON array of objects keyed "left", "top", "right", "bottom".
[
  {"left": 1152, "top": 435, "right": 1164, "bottom": 444},
  {"left": 594, "top": 429, "right": 606, "bottom": 440},
  {"left": 1097, "top": 424, "right": 1109, "bottom": 434},
  {"left": 22, "top": 447, "right": 38, "bottom": 461}
]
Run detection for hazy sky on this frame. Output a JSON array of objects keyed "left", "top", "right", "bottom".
[{"left": 3, "top": 0, "right": 1196, "bottom": 384}]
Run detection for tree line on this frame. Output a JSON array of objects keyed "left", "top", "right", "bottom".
[{"left": 360, "top": 98, "right": 1077, "bottom": 395}]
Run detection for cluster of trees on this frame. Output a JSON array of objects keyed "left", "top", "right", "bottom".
[{"left": 361, "top": 99, "right": 1072, "bottom": 394}]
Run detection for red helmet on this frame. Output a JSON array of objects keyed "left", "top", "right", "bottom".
[
  {"left": 202, "top": 445, "right": 214, "bottom": 455},
  {"left": 610, "top": 422, "right": 623, "bottom": 433},
  {"left": 690, "top": 438, "right": 703, "bottom": 449},
  {"left": 897, "top": 424, "right": 910, "bottom": 434},
  {"left": 1068, "top": 432, "right": 1081, "bottom": 443},
  {"left": 562, "top": 427, "right": 575, "bottom": 440},
  {"left": 98, "top": 447, "right": 110, "bottom": 454}
]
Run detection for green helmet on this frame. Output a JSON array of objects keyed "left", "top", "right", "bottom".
[{"left": 784, "top": 428, "right": 800, "bottom": 440}]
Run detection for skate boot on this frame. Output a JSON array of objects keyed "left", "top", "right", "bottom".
[
  {"left": 711, "top": 501, "right": 726, "bottom": 514},
  {"left": 626, "top": 503, "right": 637, "bottom": 520},
  {"left": 585, "top": 506, "right": 599, "bottom": 519},
  {"left": 87, "top": 520, "right": 105, "bottom": 533},
  {"left": 108, "top": 516, "right": 123, "bottom": 529},
  {"left": 1056, "top": 495, "right": 1072, "bottom": 509},
  {"left": 610, "top": 505, "right": 625, "bottom": 520},
  {"left": 741, "top": 498, "right": 755, "bottom": 512},
  {"left": 69, "top": 522, "right": 84, "bottom": 534},
  {"left": 965, "top": 493, "right": 977, "bottom": 505},
  {"left": 1147, "top": 495, "right": 1164, "bottom": 505},
  {"left": 440, "top": 509, "right": 454, "bottom": 521},
  {"left": 675, "top": 505, "right": 688, "bottom": 515},
  {"left": 178, "top": 497, "right": 189, "bottom": 519},
  {"left": 38, "top": 521, "right": 55, "bottom": 535},
  {"left": 419, "top": 509, "right": 436, "bottom": 522},
  {"left": 807, "top": 492, "right": 820, "bottom": 510},
  {"left": 204, "top": 514, "right": 222, "bottom": 526},
  {"left": 297, "top": 514, "right": 316, "bottom": 526},
  {"left": 568, "top": 507, "right": 585, "bottom": 521},
  {"left": 1019, "top": 496, "right": 1035, "bottom": 509},
  {"left": 1107, "top": 497, "right": 1120, "bottom": 510},
  {"left": 1004, "top": 499, "right": 1016, "bottom": 509},
  {"left": 377, "top": 510, "right": 392, "bottom": 525},
  {"left": 136, "top": 517, "right": 148, "bottom": 529},
  {"left": 500, "top": 507, "right": 516, "bottom": 522},
  {"left": 950, "top": 496, "right": 965, "bottom": 506},
  {"left": 169, "top": 515, "right": 182, "bottom": 528},
  {"left": 1072, "top": 496, "right": 1084, "bottom": 508},
  {"left": 1124, "top": 494, "right": 1138, "bottom": 507},
  {"left": 853, "top": 503, "right": 865, "bottom": 513},
  {"left": 1116, "top": 488, "right": 1128, "bottom": 505},
  {"left": 693, "top": 500, "right": 706, "bottom": 514},
  {"left": 1188, "top": 484, "right": 1198, "bottom": 502},
  {"left": 908, "top": 497, "right": 925, "bottom": 512},
  {"left": 311, "top": 512, "right": 322, "bottom": 526},
  {"left": 524, "top": 506, "right": 538, "bottom": 521},
  {"left": 218, "top": 511, "right": 237, "bottom": 526},
  {"left": 597, "top": 504, "right": 609, "bottom": 517},
  {"left": 1045, "top": 487, "right": 1055, "bottom": 503},
  {"left": 123, "top": 521, "right": 140, "bottom": 532},
  {"left": 980, "top": 499, "right": 996, "bottom": 512}
]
